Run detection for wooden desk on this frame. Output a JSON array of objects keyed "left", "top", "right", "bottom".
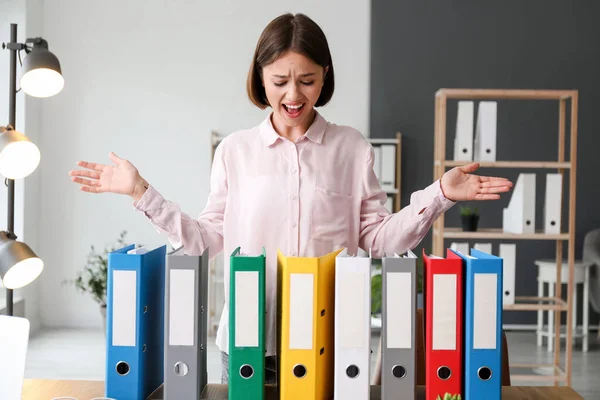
[{"left": 23, "top": 379, "right": 584, "bottom": 400}]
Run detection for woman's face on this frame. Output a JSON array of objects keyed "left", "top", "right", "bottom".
[{"left": 262, "top": 51, "right": 328, "bottom": 130}]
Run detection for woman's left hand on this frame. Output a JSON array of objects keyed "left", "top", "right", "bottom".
[{"left": 440, "top": 163, "right": 513, "bottom": 202}]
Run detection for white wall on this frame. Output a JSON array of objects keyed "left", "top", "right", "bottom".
[{"left": 36, "top": 0, "right": 370, "bottom": 328}]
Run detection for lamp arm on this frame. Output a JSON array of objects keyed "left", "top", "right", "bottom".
[
  {"left": 24, "top": 37, "right": 48, "bottom": 54},
  {"left": 1, "top": 41, "right": 26, "bottom": 52},
  {"left": 0, "top": 231, "right": 16, "bottom": 241}
]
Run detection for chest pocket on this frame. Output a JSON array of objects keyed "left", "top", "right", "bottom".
[{"left": 310, "top": 186, "right": 354, "bottom": 245}]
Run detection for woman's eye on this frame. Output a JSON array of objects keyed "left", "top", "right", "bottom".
[
  {"left": 274, "top": 82, "right": 286, "bottom": 87},
  {"left": 301, "top": 81, "right": 314, "bottom": 86}
]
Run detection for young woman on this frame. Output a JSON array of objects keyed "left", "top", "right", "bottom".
[{"left": 69, "top": 13, "right": 512, "bottom": 384}]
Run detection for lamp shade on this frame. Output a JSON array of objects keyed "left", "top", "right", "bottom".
[
  {"left": 0, "top": 232, "right": 43, "bottom": 289},
  {"left": 0, "top": 127, "right": 40, "bottom": 179},
  {"left": 20, "top": 39, "right": 64, "bottom": 98}
]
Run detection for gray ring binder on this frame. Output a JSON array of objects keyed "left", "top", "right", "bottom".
[{"left": 173, "top": 362, "right": 189, "bottom": 376}]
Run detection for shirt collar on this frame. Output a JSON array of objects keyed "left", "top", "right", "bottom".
[{"left": 259, "top": 110, "right": 327, "bottom": 147}]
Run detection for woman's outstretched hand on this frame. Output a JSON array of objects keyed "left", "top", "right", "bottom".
[
  {"left": 440, "top": 162, "right": 513, "bottom": 202},
  {"left": 69, "top": 152, "right": 148, "bottom": 201}
]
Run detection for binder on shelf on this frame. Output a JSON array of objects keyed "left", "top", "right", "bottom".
[
  {"left": 277, "top": 248, "right": 343, "bottom": 400},
  {"left": 106, "top": 244, "right": 166, "bottom": 400},
  {"left": 450, "top": 242, "right": 469, "bottom": 255},
  {"left": 453, "top": 101, "right": 474, "bottom": 161},
  {"left": 373, "top": 145, "right": 383, "bottom": 185},
  {"left": 473, "top": 242, "right": 492, "bottom": 254},
  {"left": 384, "top": 195, "right": 394, "bottom": 213},
  {"left": 499, "top": 244, "right": 516, "bottom": 306},
  {"left": 334, "top": 248, "right": 372, "bottom": 400},
  {"left": 474, "top": 101, "right": 497, "bottom": 162},
  {"left": 453, "top": 248, "right": 503, "bottom": 400},
  {"left": 544, "top": 173, "right": 562, "bottom": 234},
  {"left": 164, "top": 246, "right": 209, "bottom": 400},
  {"left": 422, "top": 249, "right": 464, "bottom": 400},
  {"left": 380, "top": 144, "right": 396, "bottom": 190},
  {"left": 381, "top": 250, "right": 417, "bottom": 400},
  {"left": 0, "top": 315, "right": 30, "bottom": 400},
  {"left": 503, "top": 173, "right": 536, "bottom": 234},
  {"left": 229, "top": 247, "right": 266, "bottom": 400}
]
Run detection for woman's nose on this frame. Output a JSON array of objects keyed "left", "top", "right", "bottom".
[{"left": 288, "top": 82, "right": 299, "bottom": 97}]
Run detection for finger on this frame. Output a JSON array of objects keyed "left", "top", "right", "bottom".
[
  {"left": 77, "top": 161, "right": 105, "bottom": 172},
  {"left": 459, "top": 162, "right": 480, "bottom": 173},
  {"left": 71, "top": 176, "right": 102, "bottom": 188},
  {"left": 480, "top": 180, "right": 514, "bottom": 188},
  {"left": 109, "top": 152, "right": 124, "bottom": 165},
  {"left": 80, "top": 185, "right": 103, "bottom": 194},
  {"left": 478, "top": 185, "right": 513, "bottom": 194},
  {"left": 474, "top": 193, "right": 501, "bottom": 200},
  {"left": 479, "top": 176, "right": 513, "bottom": 184},
  {"left": 69, "top": 170, "right": 101, "bottom": 179}
]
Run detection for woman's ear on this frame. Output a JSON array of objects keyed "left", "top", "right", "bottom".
[{"left": 323, "top": 66, "right": 329, "bottom": 86}]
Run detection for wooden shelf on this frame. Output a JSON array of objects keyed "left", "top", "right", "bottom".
[
  {"left": 368, "top": 138, "right": 400, "bottom": 144},
  {"left": 432, "top": 88, "right": 579, "bottom": 386},
  {"left": 504, "top": 296, "right": 568, "bottom": 312},
  {"left": 510, "top": 363, "right": 567, "bottom": 383},
  {"left": 440, "top": 228, "right": 570, "bottom": 240},
  {"left": 441, "top": 160, "right": 571, "bottom": 169},
  {"left": 435, "top": 88, "right": 577, "bottom": 100}
]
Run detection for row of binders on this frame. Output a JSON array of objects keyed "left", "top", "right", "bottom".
[{"left": 105, "top": 244, "right": 503, "bottom": 400}]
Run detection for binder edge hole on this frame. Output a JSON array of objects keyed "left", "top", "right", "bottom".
[
  {"left": 477, "top": 366, "right": 492, "bottom": 381},
  {"left": 437, "top": 366, "right": 452, "bottom": 380}
]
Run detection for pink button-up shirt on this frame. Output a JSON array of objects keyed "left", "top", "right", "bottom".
[{"left": 133, "top": 111, "right": 455, "bottom": 356}]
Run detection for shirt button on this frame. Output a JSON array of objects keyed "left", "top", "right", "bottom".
[
  {"left": 291, "top": 195, "right": 297, "bottom": 200},
  {"left": 291, "top": 169, "right": 297, "bottom": 174},
  {"left": 292, "top": 222, "right": 297, "bottom": 228},
  {"left": 291, "top": 251, "right": 297, "bottom": 256}
]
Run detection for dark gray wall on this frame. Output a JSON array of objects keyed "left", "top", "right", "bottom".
[{"left": 370, "top": 1, "right": 600, "bottom": 326}]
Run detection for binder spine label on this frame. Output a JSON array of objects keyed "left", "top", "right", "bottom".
[
  {"left": 290, "top": 273, "right": 313, "bottom": 350},
  {"left": 340, "top": 271, "right": 366, "bottom": 348},
  {"left": 235, "top": 271, "right": 259, "bottom": 347},
  {"left": 112, "top": 270, "right": 137, "bottom": 346},
  {"left": 474, "top": 273, "right": 498, "bottom": 349},
  {"left": 169, "top": 269, "right": 195, "bottom": 346},
  {"left": 432, "top": 274, "right": 457, "bottom": 350},
  {"left": 387, "top": 272, "right": 412, "bottom": 349}
]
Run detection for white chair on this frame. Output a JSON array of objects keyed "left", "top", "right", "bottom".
[
  {"left": 535, "top": 259, "right": 590, "bottom": 352},
  {"left": 582, "top": 228, "right": 600, "bottom": 341}
]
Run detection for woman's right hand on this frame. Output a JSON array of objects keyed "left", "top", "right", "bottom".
[{"left": 69, "top": 152, "right": 148, "bottom": 201}]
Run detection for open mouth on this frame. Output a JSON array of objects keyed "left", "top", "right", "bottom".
[{"left": 282, "top": 103, "right": 304, "bottom": 118}]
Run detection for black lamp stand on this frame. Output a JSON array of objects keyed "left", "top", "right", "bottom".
[{"left": 3, "top": 23, "right": 24, "bottom": 316}]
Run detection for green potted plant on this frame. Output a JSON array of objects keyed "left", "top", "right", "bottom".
[
  {"left": 63, "top": 230, "right": 128, "bottom": 335},
  {"left": 460, "top": 206, "right": 479, "bottom": 232},
  {"left": 436, "top": 394, "right": 462, "bottom": 400}
]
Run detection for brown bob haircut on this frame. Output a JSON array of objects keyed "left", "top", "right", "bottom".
[{"left": 247, "top": 13, "right": 335, "bottom": 109}]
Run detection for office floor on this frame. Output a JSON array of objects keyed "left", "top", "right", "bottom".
[{"left": 24, "top": 329, "right": 598, "bottom": 399}]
